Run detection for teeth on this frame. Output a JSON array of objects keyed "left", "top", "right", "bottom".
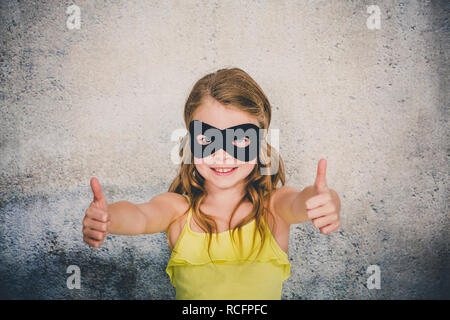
[{"left": 214, "top": 168, "right": 234, "bottom": 173}]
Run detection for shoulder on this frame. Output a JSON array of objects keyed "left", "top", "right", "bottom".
[
  {"left": 151, "top": 192, "right": 189, "bottom": 213},
  {"left": 151, "top": 191, "right": 188, "bottom": 203},
  {"left": 266, "top": 186, "right": 299, "bottom": 225},
  {"left": 264, "top": 187, "right": 292, "bottom": 251},
  {"left": 161, "top": 193, "right": 190, "bottom": 250},
  {"left": 147, "top": 192, "right": 190, "bottom": 224}
]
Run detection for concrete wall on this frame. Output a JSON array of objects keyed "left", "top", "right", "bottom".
[{"left": 0, "top": 0, "right": 448, "bottom": 299}]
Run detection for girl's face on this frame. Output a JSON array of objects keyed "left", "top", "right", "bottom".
[{"left": 192, "top": 96, "right": 259, "bottom": 190}]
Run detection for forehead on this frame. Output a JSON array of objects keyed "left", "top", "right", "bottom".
[{"left": 192, "top": 96, "right": 259, "bottom": 129}]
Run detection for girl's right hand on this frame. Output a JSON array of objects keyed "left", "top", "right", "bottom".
[{"left": 83, "top": 177, "right": 110, "bottom": 248}]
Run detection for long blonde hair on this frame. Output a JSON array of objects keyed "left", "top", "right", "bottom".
[{"left": 168, "top": 67, "right": 286, "bottom": 262}]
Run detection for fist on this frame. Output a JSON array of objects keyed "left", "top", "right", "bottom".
[
  {"left": 83, "top": 177, "right": 110, "bottom": 248},
  {"left": 306, "top": 159, "right": 341, "bottom": 235}
]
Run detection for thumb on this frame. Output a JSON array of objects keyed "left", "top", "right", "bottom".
[
  {"left": 90, "top": 177, "right": 108, "bottom": 210},
  {"left": 314, "top": 158, "right": 329, "bottom": 194}
]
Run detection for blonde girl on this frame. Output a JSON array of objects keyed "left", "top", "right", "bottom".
[{"left": 82, "top": 67, "right": 341, "bottom": 300}]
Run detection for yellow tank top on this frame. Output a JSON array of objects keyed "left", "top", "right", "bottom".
[{"left": 165, "top": 195, "right": 291, "bottom": 300}]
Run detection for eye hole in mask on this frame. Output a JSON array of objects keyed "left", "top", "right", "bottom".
[
  {"left": 233, "top": 136, "right": 251, "bottom": 148},
  {"left": 197, "top": 134, "right": 250, "bottom": 148},
  {"left": 196, "top": 135, "right": 214, "bottom": 145},
  {"left": 189, "top": 120, "right": 261, "bottom": 162}
]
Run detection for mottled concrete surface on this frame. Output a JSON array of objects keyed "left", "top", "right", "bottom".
[{"left": 0, "top": 0, "right": 448, "bottom": 299}]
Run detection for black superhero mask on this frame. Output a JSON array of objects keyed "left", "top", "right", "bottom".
[{"left": 189, "top": 120, "right": 262, "bottom": 162}]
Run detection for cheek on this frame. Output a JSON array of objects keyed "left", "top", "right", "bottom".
[
  {"left": 238, "top": 163, "right": 256, "bottom": 176},
  {"left": 194, "top": 155, "right": 215, "bottom": 166},
  {"left": 194, "top": 161, "right": 210, "bottom": 177}
]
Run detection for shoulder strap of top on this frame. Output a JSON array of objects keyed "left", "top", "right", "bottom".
[
  {"left": 182, "top": 193, "right": 190, "bottom": 203},
  {"left": 168, "top": 194, "right": 193, "bottom": 252},
  {"left": 182, "top": 194, "right": 193, "bottom": 229}
]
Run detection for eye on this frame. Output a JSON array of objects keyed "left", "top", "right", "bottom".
[
  {"left": 233, "top": 137, "right": 250, "bottom": 147},
  {"left": 197, "top": 135, "right": 212, "bottom": 145}
]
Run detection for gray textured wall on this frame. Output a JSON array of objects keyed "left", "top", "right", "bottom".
[{"left": 0, "top": 0, "right": 448, "bottom": 299}]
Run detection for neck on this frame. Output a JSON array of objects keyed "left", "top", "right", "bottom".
[{"left": 203, "top": 181, "right": 247, "bottom": 209}]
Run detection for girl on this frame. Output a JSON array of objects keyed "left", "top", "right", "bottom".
[{"left": 82, "top": 68, "right": 341, "bottom": 300}]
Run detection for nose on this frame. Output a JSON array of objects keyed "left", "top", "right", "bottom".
[{"left": 211, "top": 148, "right": 235, "bottom": 165}]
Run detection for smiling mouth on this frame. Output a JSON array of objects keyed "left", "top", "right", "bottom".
[{"left": 210, "top": 167, "right": 238, "bottom": 175}]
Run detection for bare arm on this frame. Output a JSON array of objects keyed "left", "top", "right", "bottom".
[
  {"left": 107, "top": 201, "right": 148, "bottom": 235},
  {"left": 134, "top": 192, "right": 188, "bottom": 234},
  {"left": 109, "top": 193, "right": 187, "bottom": 235},
  {"left": 271, "top": 185, "right": 316, "bottom": 225},
  {"left": 83, "top": 177, "right": 186, "bottom": 247},
  {"left": 271, "top": 159, "right": 341, "bottom": 234}
]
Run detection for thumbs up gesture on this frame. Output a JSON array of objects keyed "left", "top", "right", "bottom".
[
  {"left": 306, "top": 159, "right": 341, "bottom": 234},
  {"left": 83, "top": 177, "right": 110, "bottom": 247}
]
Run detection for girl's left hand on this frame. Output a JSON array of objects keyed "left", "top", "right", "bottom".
[{"left": 305, "top": 159, "right": 341, "bottom": 235}]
